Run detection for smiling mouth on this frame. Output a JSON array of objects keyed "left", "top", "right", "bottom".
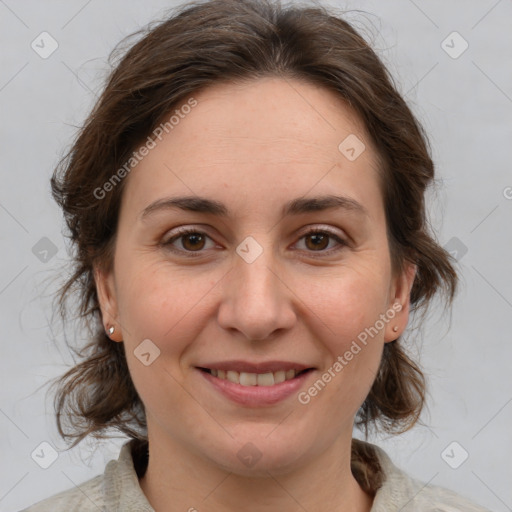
[{"left": 197, "top": 367, "right": 313, "bottom": 386}]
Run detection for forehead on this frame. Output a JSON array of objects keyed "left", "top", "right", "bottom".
[
  {"left": 121, "top": 77, "right": 383, "bottom": 222},
  {"left": 170, "top": 77, "right": 371, "bottom": 161}
]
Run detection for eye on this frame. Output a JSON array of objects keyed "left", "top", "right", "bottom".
[
  {"left": 295, "top": 228, "right": 347, "bottom": 254},
  {"left": 162, "top": 227, "right": 216, "bottom": 254},
  {"left": 161, "top": 226, "right": 347, "bottom": 257}
]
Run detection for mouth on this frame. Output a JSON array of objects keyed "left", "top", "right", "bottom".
[
  {"left": 197, "top": 367, "right": 313, "bottom": 386},
  {"left": 195, "top": 365, "right": 316, "bottom": 406}
]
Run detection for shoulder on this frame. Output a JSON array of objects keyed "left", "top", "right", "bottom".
[
  {"left": 353, "top": 440, "right": 492, "bottom": 512},
  {"left": 19, "top": 439, "right": 153, "bottom": 512},
  {"left": 19, "top": 473, "right": 104, "bottom": 512}
]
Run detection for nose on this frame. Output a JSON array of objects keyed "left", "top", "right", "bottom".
[{"left": 217, "top": 242, "right": 296, "bottom": 341}]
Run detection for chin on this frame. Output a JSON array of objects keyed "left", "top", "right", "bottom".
[{"left": 205, "top": 431, "right": 315, "bottom": 477}]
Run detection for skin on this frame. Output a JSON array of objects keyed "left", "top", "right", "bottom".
[{"left": 95, "top": 77, "right": 416, "bottom": 512}]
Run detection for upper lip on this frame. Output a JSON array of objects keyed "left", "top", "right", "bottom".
[{"left": 196, "top": 360, "right": 314, "bottom": 373}]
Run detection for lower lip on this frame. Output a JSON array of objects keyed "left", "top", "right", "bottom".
[{"left": 196, "top": 368, "right": 314, "bottom": 406}]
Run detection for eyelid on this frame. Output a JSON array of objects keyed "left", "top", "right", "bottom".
[
  {"left": 161, "top": 226, "right": 218, "bottom": 255},
  {"left": 161, "top": 224, "right": 348, "bottom": 256},
  {"left": 293, "top": 225, "right": 348, "bottom": 254},
  {"left": 295, "top": 224, "right": 345, "bottom": 240}
]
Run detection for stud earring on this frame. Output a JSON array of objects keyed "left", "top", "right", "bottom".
[
  {"left": 392, "top": 326, "right": 399, "bottom": 332},
  {"left": 107, "top": 325, "right": 115, "bottom": 335}
]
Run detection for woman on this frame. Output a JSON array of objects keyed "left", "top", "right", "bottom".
[{"left": 21, "top": 0, "right": 492, "bottom": 510}]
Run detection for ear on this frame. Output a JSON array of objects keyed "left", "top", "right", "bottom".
[
  {"left": 93, "top": 264, "right": 123, "bottom": 342},
  {"left": 384, "top": 261, "right": 417, "bottom": 343}
]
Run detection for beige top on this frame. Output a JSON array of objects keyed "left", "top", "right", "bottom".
[{"left": 21, "top": 438, "right": 491, "bottom": 511}]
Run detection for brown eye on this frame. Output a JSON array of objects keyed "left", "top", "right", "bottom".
[
  {"left": 163, "top": 228, "right": 215, "bottom": 254},
  {"left": 296, "top": 229, "right": 347, "bottom": 254},
  {"left": 181, "top": 232, "right": 206, "bottom": 251},
  {"left": 304, "top": 232, "right": 330, "bottom": 251}
]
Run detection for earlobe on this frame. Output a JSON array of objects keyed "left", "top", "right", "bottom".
[
  {"left": 384, "top": 262, "right": 417, "bottom": 342},
  {"left": 93, "top": 265, "right": 122, "bottom": 342}
]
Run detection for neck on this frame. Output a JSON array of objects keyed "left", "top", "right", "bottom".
[{"left": 138, "top": 428, "right": 374, "bottom": 512}]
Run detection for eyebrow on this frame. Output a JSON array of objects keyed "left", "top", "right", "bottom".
[{"left": 140, "top": 194, "right": 369, "bottom": 221}]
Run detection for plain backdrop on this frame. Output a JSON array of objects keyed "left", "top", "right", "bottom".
[{"left": 1, "top": 0, "right": 511, "bottom": 511}]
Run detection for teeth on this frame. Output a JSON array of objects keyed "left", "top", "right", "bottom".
[
  {"left": 226, "top": 370, "right": 239, "bottom": 383},
  {"left": 273, "top": 370, "right": 286, "bottom": 384},
  {"left": 257, "top": 373, "right": 274, "bottom": 386},
  {"left": 240, "top": 372, "right": 258, "bottom": 386},
  {"left": 209, "top": 368, "right": 302, "bottom": 386}
]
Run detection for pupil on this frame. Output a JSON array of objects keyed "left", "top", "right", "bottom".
[
  {"left": 184, "top": 233, "right": 204, "bottom": 250},
  {"left": 308, "top": 233, "right": 328, "bottom": 250}
]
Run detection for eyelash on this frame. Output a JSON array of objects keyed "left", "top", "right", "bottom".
[{"left": 161, "top": 226, "right": 348, "bottom": 257}]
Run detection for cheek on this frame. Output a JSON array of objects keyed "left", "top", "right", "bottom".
[
  {"left": 302, "top": 263, "right": 389, "bottom": 340},
  {"left": 115, "top": 265, "right": 217, "bottom": 417},
  {"left": 113, "top": 264, "right": 236, "bottom": 445},
  {"left": 115, "top": 262, "right": 221, "bottom": 357},
  {"left": 297, "top": 266, "right": 388, "bottom": 406}
]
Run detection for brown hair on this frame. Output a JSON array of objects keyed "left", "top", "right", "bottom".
[{"left": 49, "top": 0, "right": 457, "bottom": 456}]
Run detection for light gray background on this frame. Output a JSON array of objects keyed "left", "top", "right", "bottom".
[{"left": 1, "top": 0, "right": 511, "bottom": 510}]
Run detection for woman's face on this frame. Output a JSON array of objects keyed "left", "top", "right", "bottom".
[{"left": 95, "top": 77, "right": 415, "bottom": 474}]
